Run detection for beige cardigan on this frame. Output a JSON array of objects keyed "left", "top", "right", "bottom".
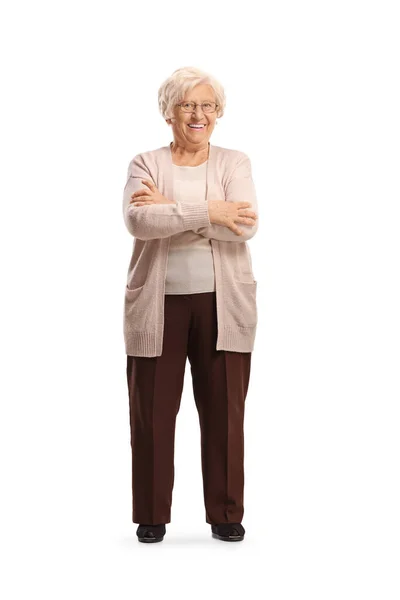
[{"left": 122, "top": 142, "right": 259, "bottom": 356}]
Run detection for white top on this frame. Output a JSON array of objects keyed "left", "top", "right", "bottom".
[{"left": 164, "top": 161, "right": 216, "bottom": 294}]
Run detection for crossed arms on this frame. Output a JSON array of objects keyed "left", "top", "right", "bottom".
[{"left": 123, "top": 153, "right": 259, "bottom": 242}]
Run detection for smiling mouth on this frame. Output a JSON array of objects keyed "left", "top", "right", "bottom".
[{"left": 187, "top": 124, "right": 206, "bottom": 129}]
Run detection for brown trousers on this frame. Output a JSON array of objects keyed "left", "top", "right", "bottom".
[{"left": 126, "top": 291, "right": 252, "bottom": 525}]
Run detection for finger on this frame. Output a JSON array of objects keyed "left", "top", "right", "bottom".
[
  {"left": 141, "top": 179, "right": 156, "bottom": 191},
  {"left": 131, "top": 189, "right": 151, "bottom": 198},
  {"left": 236, "top": 212, "right": 257, "bottom": 220},
  {"left": 236, "top": 217, "right": 256, "bottom": 226},
  {"left": 238, "top": 212, "right": 257, "bottom": 221},
  {"left": 130, "top": 195, "right": 152, "bottom": 203},
  {"left": 228, "top": 223, "right": 243, "bottom": 235}
]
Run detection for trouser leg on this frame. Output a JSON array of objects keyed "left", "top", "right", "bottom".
[
  {"left": 126, "top": 294, "right": 190, "bottom": 524},
  {"left": 187, "top": 292, "right": 252, "bottom": 525}
]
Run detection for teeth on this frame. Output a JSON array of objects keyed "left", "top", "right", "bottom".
[{"left": 188, "top": 124, "right": 205, "bottom": 128}]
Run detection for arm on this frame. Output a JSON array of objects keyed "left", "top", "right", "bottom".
[
  {"left": 123, "top": 154, "right": 211, "bottom": 240},
  {"left": 192, "top": 153, "right": 259, "bottom": 242}
]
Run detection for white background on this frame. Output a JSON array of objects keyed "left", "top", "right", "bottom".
[{"left": 1, "top": 0, "right": 399, "bottom": 598}]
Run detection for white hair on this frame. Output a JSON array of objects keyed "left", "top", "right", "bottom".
[{"left": 158, "top": 66, "right": 226, "bottom": 120}]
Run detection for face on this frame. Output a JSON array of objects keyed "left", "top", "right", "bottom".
[{"left": 166, "top": 83, "right": 218, "bottom": 148}]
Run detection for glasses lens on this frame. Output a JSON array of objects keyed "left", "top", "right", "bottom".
[
  {"left": 180, "top": 102, "right": 217, "bottom": 113},
  {"left": 202, "top": 102, "right": 216, "bottom": 113},
  {"left": 181, "top": 102, "right": 195, "bottom": 112}
]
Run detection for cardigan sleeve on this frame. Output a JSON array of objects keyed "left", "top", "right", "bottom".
[
  {"left": 192, "top": 153, "right": 259, "bottom": 242},
  {"left": 123, "top": 154, "right": 211, "bottom": 240}
]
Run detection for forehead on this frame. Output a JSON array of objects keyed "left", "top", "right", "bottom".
[{"left": 182, "top": 83, "right": 215, "bottom": 100}]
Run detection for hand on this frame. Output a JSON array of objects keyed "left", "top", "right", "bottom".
[
  {"left": 130, "top": 180, "right": 175, "bottom": 206},
  {"left": 207, "top": 200, "right": 258, "bottom": 236}
]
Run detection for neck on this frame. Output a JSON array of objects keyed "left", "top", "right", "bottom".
[{"left": 170, "top": 141, "right": 209, "bottom": 159}]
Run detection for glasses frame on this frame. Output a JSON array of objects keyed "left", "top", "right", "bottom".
[{"left": 176, "top": 101, "right": 219, "bottom": 114}]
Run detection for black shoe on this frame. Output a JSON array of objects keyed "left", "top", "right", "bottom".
[
  {"left": 136, "top": 524, "right": 166, "bottom": 543},
  {"left": 211, "top": 523, "right": 245, "bottom": 542}
]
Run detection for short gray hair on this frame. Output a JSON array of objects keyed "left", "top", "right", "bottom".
[{"left": 158, "top": 66, "right": 226, "bottom": 120}]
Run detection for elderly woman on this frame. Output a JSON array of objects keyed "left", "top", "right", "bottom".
[{"left": 122, "top": 66, "right": 259, "bottom": 544}]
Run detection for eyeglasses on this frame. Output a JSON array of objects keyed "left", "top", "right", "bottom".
[{"left": 177, "top": 101, "right": 219, "bottom": 114}]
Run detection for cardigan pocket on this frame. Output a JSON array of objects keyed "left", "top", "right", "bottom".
[
  {"left": 125, "top": 283, "right": 145, "bottom": 297},
  {"left": 124, "top": 284, "right": 147, "bottom": 332},
  {"left": 229, "top": 279, "right": 258, "bottom": 327}
]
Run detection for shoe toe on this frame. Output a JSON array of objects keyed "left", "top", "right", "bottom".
[
  {"left": 211, "top": 522, "right": 245, "bottom": 540},
  {"left": 136, "top": 524, "right": 166, "bottom": 542}
]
